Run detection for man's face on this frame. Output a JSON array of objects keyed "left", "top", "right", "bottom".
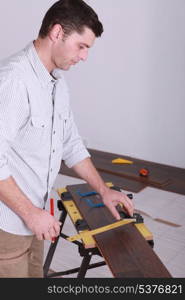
[{"left": 51, "top": 27, "right": 96, "bottom": 71}]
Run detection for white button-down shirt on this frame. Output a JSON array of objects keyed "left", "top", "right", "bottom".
[{"left": 0, "top": 42, "right": 90, "bottom": 235}]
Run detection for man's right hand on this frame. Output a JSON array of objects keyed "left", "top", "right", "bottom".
[{"left": 24, "top": 207, "right": 61, "bottom": 241}]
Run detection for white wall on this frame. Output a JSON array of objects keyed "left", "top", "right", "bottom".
[{"left": 0, "top": 0, "right": 185, "bottom": 168}]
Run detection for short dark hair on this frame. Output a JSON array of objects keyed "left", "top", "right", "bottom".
[{"left": 39, "top": 0, "right": 103, "bottom": 38}]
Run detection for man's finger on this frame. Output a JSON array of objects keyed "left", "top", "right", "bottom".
[
  {"left": 44, "top": 231, "right": 52, "bottom": 241},
  {"left": 49, "top": 227, "right": 56, "bottom": 238},
  {"left": 36, "top": 233, "right": 43, "bottom": 241},
  {"left": 118, "top": 197, "right": 134, "bottom": 216},
  {"left": 106, "top": 202, "right": 121, "bottom": 220},
  {"left": 54, "top": 223, "right": 61, "bottom": 236}
]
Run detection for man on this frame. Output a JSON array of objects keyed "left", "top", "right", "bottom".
[{"left": 0, "top": 0, "right": 134, "bottom": 278}]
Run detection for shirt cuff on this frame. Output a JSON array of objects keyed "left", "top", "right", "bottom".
[{"left": 64, "top": 149, "right": 91, "bottom": 168}]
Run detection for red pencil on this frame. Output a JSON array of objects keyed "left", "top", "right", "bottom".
[{"left": 50, "top": 198, "right": 55, "bottom": 242}]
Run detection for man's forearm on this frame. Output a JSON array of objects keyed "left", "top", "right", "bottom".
[
  {"left": 0, "top": 176, "right": 35, "bottom": 222},
  {"left": 72, "top": 157, "right": 109, "bottom": 197},
  {"left": 0, "top": 176, "right": 61, "bottom": 240}
]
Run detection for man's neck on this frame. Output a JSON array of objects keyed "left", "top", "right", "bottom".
[{"left": 33, "top": 38, "right": 55, "bottom": 73}]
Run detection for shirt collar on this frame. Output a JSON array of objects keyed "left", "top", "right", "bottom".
[{"left": 24, "top": 41, "right": 62, "bottom": 87}]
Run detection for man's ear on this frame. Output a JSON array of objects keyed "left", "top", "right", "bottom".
[{"left": 48, "top": 24, "right": 65, "bottom": 42}]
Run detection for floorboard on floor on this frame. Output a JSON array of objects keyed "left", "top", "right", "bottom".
[{"left": 59, "top": 161, "right": 147, "bottom": 193}]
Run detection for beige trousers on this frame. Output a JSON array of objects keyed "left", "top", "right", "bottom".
[{"left": 0, "top": 229, "right": 44, "bottom": 278}]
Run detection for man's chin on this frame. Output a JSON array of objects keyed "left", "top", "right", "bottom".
[{"left": 60, "top": 65, "right": 71, "bottom": 71}]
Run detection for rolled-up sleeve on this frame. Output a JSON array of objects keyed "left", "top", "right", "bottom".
[
  {"left": 62, "top": 109, "right": 90, "bottom": 168},
  {"left": 0, "top": 76, "right": 28, "bottom": 180}
]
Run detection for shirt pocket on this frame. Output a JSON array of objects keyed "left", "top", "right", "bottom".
[
  {"left": 31, "top": 116, "right": 48, "bottom": 129},
  {"left": 17, "top": 115, "right": 50, "bottom": 152},
  {"left": 30, "top": 115, "right": 50, "bottom": 146}
]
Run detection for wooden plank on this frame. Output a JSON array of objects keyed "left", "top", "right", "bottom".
[
  {"left": 88, "top": 148, "right": 185, "bottom": 195},
  {"left": 59, "top": 148, "right": 185, "bottom": 194},
  {"left": 59, "top": 161, "right": 147, "bottom": 193},
  {"left": 89, "top": 149, "right": 170, "bottom": 187},
  {"left": 67, "top": 183, "right": 172, "bottom": 278},
  {"left": 157, "top": 179, "right": 185, "bottom": 195}
]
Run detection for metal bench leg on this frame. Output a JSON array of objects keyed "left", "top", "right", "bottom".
[{"left": 77, "top": 252, "right": 92, "bottom": 278}]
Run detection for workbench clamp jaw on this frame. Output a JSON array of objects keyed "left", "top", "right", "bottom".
[
  {"left": 133, "top": 213, "right": 144, "bottom": 224},
  {"left": 57, "top": 191, "right": 73, "bottom": 211},
  {"left": 57, "top": 199, "right": 64, "bottom": 211},
  {"left": 75, "top": 219, "right": 89, "bottom": 231}
]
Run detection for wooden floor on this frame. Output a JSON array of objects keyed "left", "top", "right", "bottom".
[{"left": 44, "top": 174, "right": 185, "bottom": 278}]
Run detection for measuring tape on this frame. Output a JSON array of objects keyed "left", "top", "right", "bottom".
[{"left": 67, "top": 218, "right": 136, "bottom": 243}]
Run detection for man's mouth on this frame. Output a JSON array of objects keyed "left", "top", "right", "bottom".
[{"left": 71, "top": 60, "right": 79, "bottom": 65}]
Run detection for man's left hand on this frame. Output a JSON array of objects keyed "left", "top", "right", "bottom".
[{"left": 101, "top": 188, "right": 134, "bottom": 220}]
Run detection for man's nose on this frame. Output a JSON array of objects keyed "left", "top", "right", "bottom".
[{"left": 79, "top": 48, "right": 88, "bottom": 61}]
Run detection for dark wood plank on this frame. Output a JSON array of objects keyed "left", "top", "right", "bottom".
[
  {"left": 59, "top": 148, "right": 185, "bottom": 194},
  {"left": 88, "top": 148, "right": 185, "bottom": 195},
  {"left": 67, "top": 183, "right": 172, "bottom": 278},
  {"left": 89, "top": 149, "right": 170, "bottom": 187},
  {"left": 59, "top": 161, "right": 147, "bottom": 193}
]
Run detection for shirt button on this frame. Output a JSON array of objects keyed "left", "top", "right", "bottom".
[
  {"left": 53, "top": 130, "right": 56, "bottom": 134},
  {"left": 50, "top": 168, "right": 53, "bottom": 172},
  {"left": 53, "top": 149, "right": 55, "bottom": 153}
]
